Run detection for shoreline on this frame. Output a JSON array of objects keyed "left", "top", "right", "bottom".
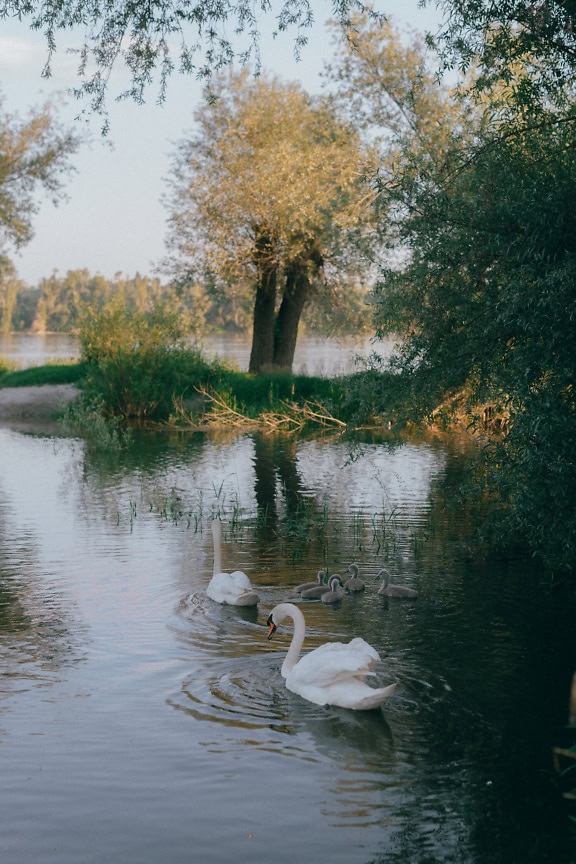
[{"left": 0, "top": 383, "right": 79, "bottom": 432}]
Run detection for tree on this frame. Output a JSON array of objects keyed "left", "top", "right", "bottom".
[
  {"left": 343, "top": 5, "right": 576, "bottom": 571},
  {"left": 0, "top": 0, "right": 379, "bottom": 125},
  {"left": 164, "top": 69, "right": 378, "bottom": 373},
  {"left": 0, "top": 96, "right": 80, "bottom": 254},
  {"left": 0, "top": 256, "right": 24, "bottom": 332},
  {"left": 434, "top": 0, "right": 576, "bottom": 110},
  {"left": 28, "top": 269, "right": 180, "bottom": 332}
]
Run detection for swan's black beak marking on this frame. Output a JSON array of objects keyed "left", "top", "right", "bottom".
[{"left": 267, "top": 614, "right": 277, "bottom": 640}]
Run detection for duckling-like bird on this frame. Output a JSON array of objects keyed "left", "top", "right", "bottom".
[
  {"left": 321, "top": 575, "right": 345, "bottom": 604},
  {"left": 301, "top": 576, "right": 331, "bottom": 600},
  {"left": 343, "top": 563, "right": 365, "bottom": 594},
  {"left": 295, "top": 570, "right": 327, "bottom": 594},
  {"left": 266, "top": 602, "right": 397, "bottom": 710},
  {"left": 376, "top": 568, "right": 418, "bottom": 599}
]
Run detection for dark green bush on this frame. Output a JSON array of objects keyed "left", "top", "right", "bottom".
[{"left": 79, "top": 304, "right": 221, "bottom": 420}]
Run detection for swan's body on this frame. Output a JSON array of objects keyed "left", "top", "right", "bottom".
[
  {"left": 321, "top": 575, "right": 345, "bottom": 604},
  {"left": 295, "top": 570, "right": 327, "bottom": 594},
  {"left": 376, "top": 568, "right": 418, "bottom": 599},
  {"left": 206, "top": 520, "right": 259, "bottom": 607},
  {"left": 267, "top": 603, "right": 396, "bottom": 710},
  {"left": 343, "top": 563, "right": 366, "bottom": 594}
]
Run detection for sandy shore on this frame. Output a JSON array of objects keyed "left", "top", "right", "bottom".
[{"left": 0, "top": 384, "right": 79, "bottom": 432}]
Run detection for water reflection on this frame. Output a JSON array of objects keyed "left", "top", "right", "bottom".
[{"left": 0, "top": 423, "right": 574, "bottom": 864}]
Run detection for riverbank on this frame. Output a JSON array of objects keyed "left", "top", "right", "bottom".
[{"left": 0, "top": 384, "right": 79, "bottom": 432}]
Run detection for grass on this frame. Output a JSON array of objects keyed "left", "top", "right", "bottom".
[
  {"left": 0, "top": 351, "right": 399, "bottom": 436},
  {"left": 0, "top": 361, "right": 87, "bottom": 388}
]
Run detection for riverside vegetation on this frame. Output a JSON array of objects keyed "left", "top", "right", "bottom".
[
  {"left": 0, "top": 305, "right": 392, "bottom": 433},
  {"left": 1, "top": 303, "right": 575, "bottom": 579}
]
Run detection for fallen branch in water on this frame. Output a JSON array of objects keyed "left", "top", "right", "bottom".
[{"left": 165, "top": 386, "right": 347, "bottom": 434}]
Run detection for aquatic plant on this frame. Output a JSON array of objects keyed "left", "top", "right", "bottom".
[{"left": 63, "top": 396, "right": 132, "bottom": 451}]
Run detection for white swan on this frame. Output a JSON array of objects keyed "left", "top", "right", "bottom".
[
  {"left": 343, "top": 563, "right": 366, "bottom": 594},
  {"left": 295, "top": 570, "right": 327, "bottom": 594},
  {"left": 321, "top": 575, "right": 345, "bottom": 604},
  {"left": 206, "top": 520, "right": 259, "bottom": 606},
  {"left": 376, "top": 568, "right": 418, "bottom": 599},
  {"left": 266, "top": 602, "right": 397, "bottom": 710}
]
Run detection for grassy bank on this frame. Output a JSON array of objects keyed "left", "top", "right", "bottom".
[
  {"left": 0, "top": 353, "right": 396, "bottom": 434},
  {"left": 0, "top": 361, "right": 88, "bottom": 388}
]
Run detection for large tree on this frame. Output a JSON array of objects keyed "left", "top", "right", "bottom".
[
  {"left": 332, "top": 6, "right": 576, "bottom": 570},
  {"left": 164, "top": 69, "right": 377, "bottom": 373},
  {"left": 0, "top": 96, "right": 80, "bottom": 254}
]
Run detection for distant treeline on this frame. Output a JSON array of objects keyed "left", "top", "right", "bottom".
[{"left": 1, "top": 266, "right": 369, "bottom": 336}]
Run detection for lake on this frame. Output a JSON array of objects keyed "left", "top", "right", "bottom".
[
  {"left": 1, "top": 337, "right": 575, "bottom": 864},
  {"left": 0, "top": 331, "right": 389, "bottom": 376}
]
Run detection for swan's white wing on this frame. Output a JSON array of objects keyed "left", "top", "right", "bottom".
[
  {"left": 229, "top": 570, "right": 253, "bottom": 591},
  {"left": 285, "top": 638, "right": 396, "bottom": 709},
  {"left": 206, "top": 571, "right": 258, "bottom": 605},
  {"left": 288, "top": 637, "right": 380, "bottom": 690}
]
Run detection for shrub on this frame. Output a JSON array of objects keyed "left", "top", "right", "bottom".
[{"left": 79, "top": 304, "right": 219, "bottom": 420}]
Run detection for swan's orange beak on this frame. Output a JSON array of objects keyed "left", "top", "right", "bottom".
[{"left": 267, "top": 614, "right": 277, "bottom": 640}]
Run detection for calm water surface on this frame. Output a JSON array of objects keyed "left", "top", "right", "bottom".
[
  {"left": 0, "top": 332, "right": 387, "bottom": 376},
  {"left": 1, "top": 340, "right": 575, "bottom": 864}
]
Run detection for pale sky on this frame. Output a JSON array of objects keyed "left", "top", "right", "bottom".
[{"left": 0, "top": 1, "right": 442, "bottom": 285}]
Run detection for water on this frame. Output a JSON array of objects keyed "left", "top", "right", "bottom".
[
  {"left": 1, "top": 337, "right": 575, "bottom": 864},
  {"left": 0, "top": 332, "right": 388, "bottom": 376}
]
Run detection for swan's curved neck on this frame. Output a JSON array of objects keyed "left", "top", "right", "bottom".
[
  {"left": 379, "top": 569, "right": 390, "bottom": 588},
  {"left": 276, "top": 603, "right": 306, "bottom": 678},
  {"left": 212, "top": 520, "right": 222, "bottom": 576}
]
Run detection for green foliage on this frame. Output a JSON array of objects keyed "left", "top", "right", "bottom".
[
  {"left": 62, "top": 396, "right": 132, "bottom": 451},
  {"left": 362, "top": 6, "right": 576, "bottom": 572},
  {"left": 19, "top": 269, "right": 184, "bottom": 334},
  {"left": 79, "top": 304, "right": 220, "bottom": 420},
  {"left": 164, "top": 68, "right": 377, "bottom": 372},
  {"left": 0, "top": 94, "right": 80, "bottom": 252},
  {"left": 0, "top": 256, "right": 25, "bottom": 332},
  {"left": 435, "top": 0, "right": 576, "bottom": 112},
  {"left": 216, "top": 369, "right": 346, "bottom": 417},
  {"left": 0, "top": 354, "right": 17, "bottom": 376},
  {"left": 0, "top": 361, "right": 86, "bottom": 387},
  {"left": 0, "top": 0, "right": 377, "bottom": 121}
]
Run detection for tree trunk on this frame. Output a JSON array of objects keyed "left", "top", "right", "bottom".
[
  {"left": 249, "top": 230, "right": 278, "bottom": 373},
  {"left": 272, "top": 245, "right": 323, "bottom": 372}
]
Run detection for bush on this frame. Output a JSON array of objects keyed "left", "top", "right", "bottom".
[
  {"left": 0, "top": 355, "right": 17, "bottom": 377},
  {"left": 79, "top": 304, "right": 219, "bottom": 420}
]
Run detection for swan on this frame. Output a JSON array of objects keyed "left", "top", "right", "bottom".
[
  {"left": 321, "top": 575, "right": 345, "bottom": 604},
  {"left": 266, "top": 602, "right": 397, "bottom": 710},
  {"left": 376, "top": 568, "right": 418, "bottom": 599},
  {"left": 343, "top": 563, "right": 366, "bottom": 594},
  {"left": 206, "top": 520, "right": 259, "bottom": 606},
  {"left": 301, "top": 573, "right": 332, "bottom": 600},
  {"left": 295, "top": 570, "right": 327, "bottom": 594}
]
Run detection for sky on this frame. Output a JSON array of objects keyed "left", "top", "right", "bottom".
[{"left": 0, "top": 1, "right": 442, "bottom": 285}]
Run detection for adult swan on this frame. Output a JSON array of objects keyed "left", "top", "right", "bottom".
[
  {"left": 266, "top": 603, "right": 396, "bottom": 710},
  {"left": 206, "top": 520, "right": 259, "bottom": 606}
]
